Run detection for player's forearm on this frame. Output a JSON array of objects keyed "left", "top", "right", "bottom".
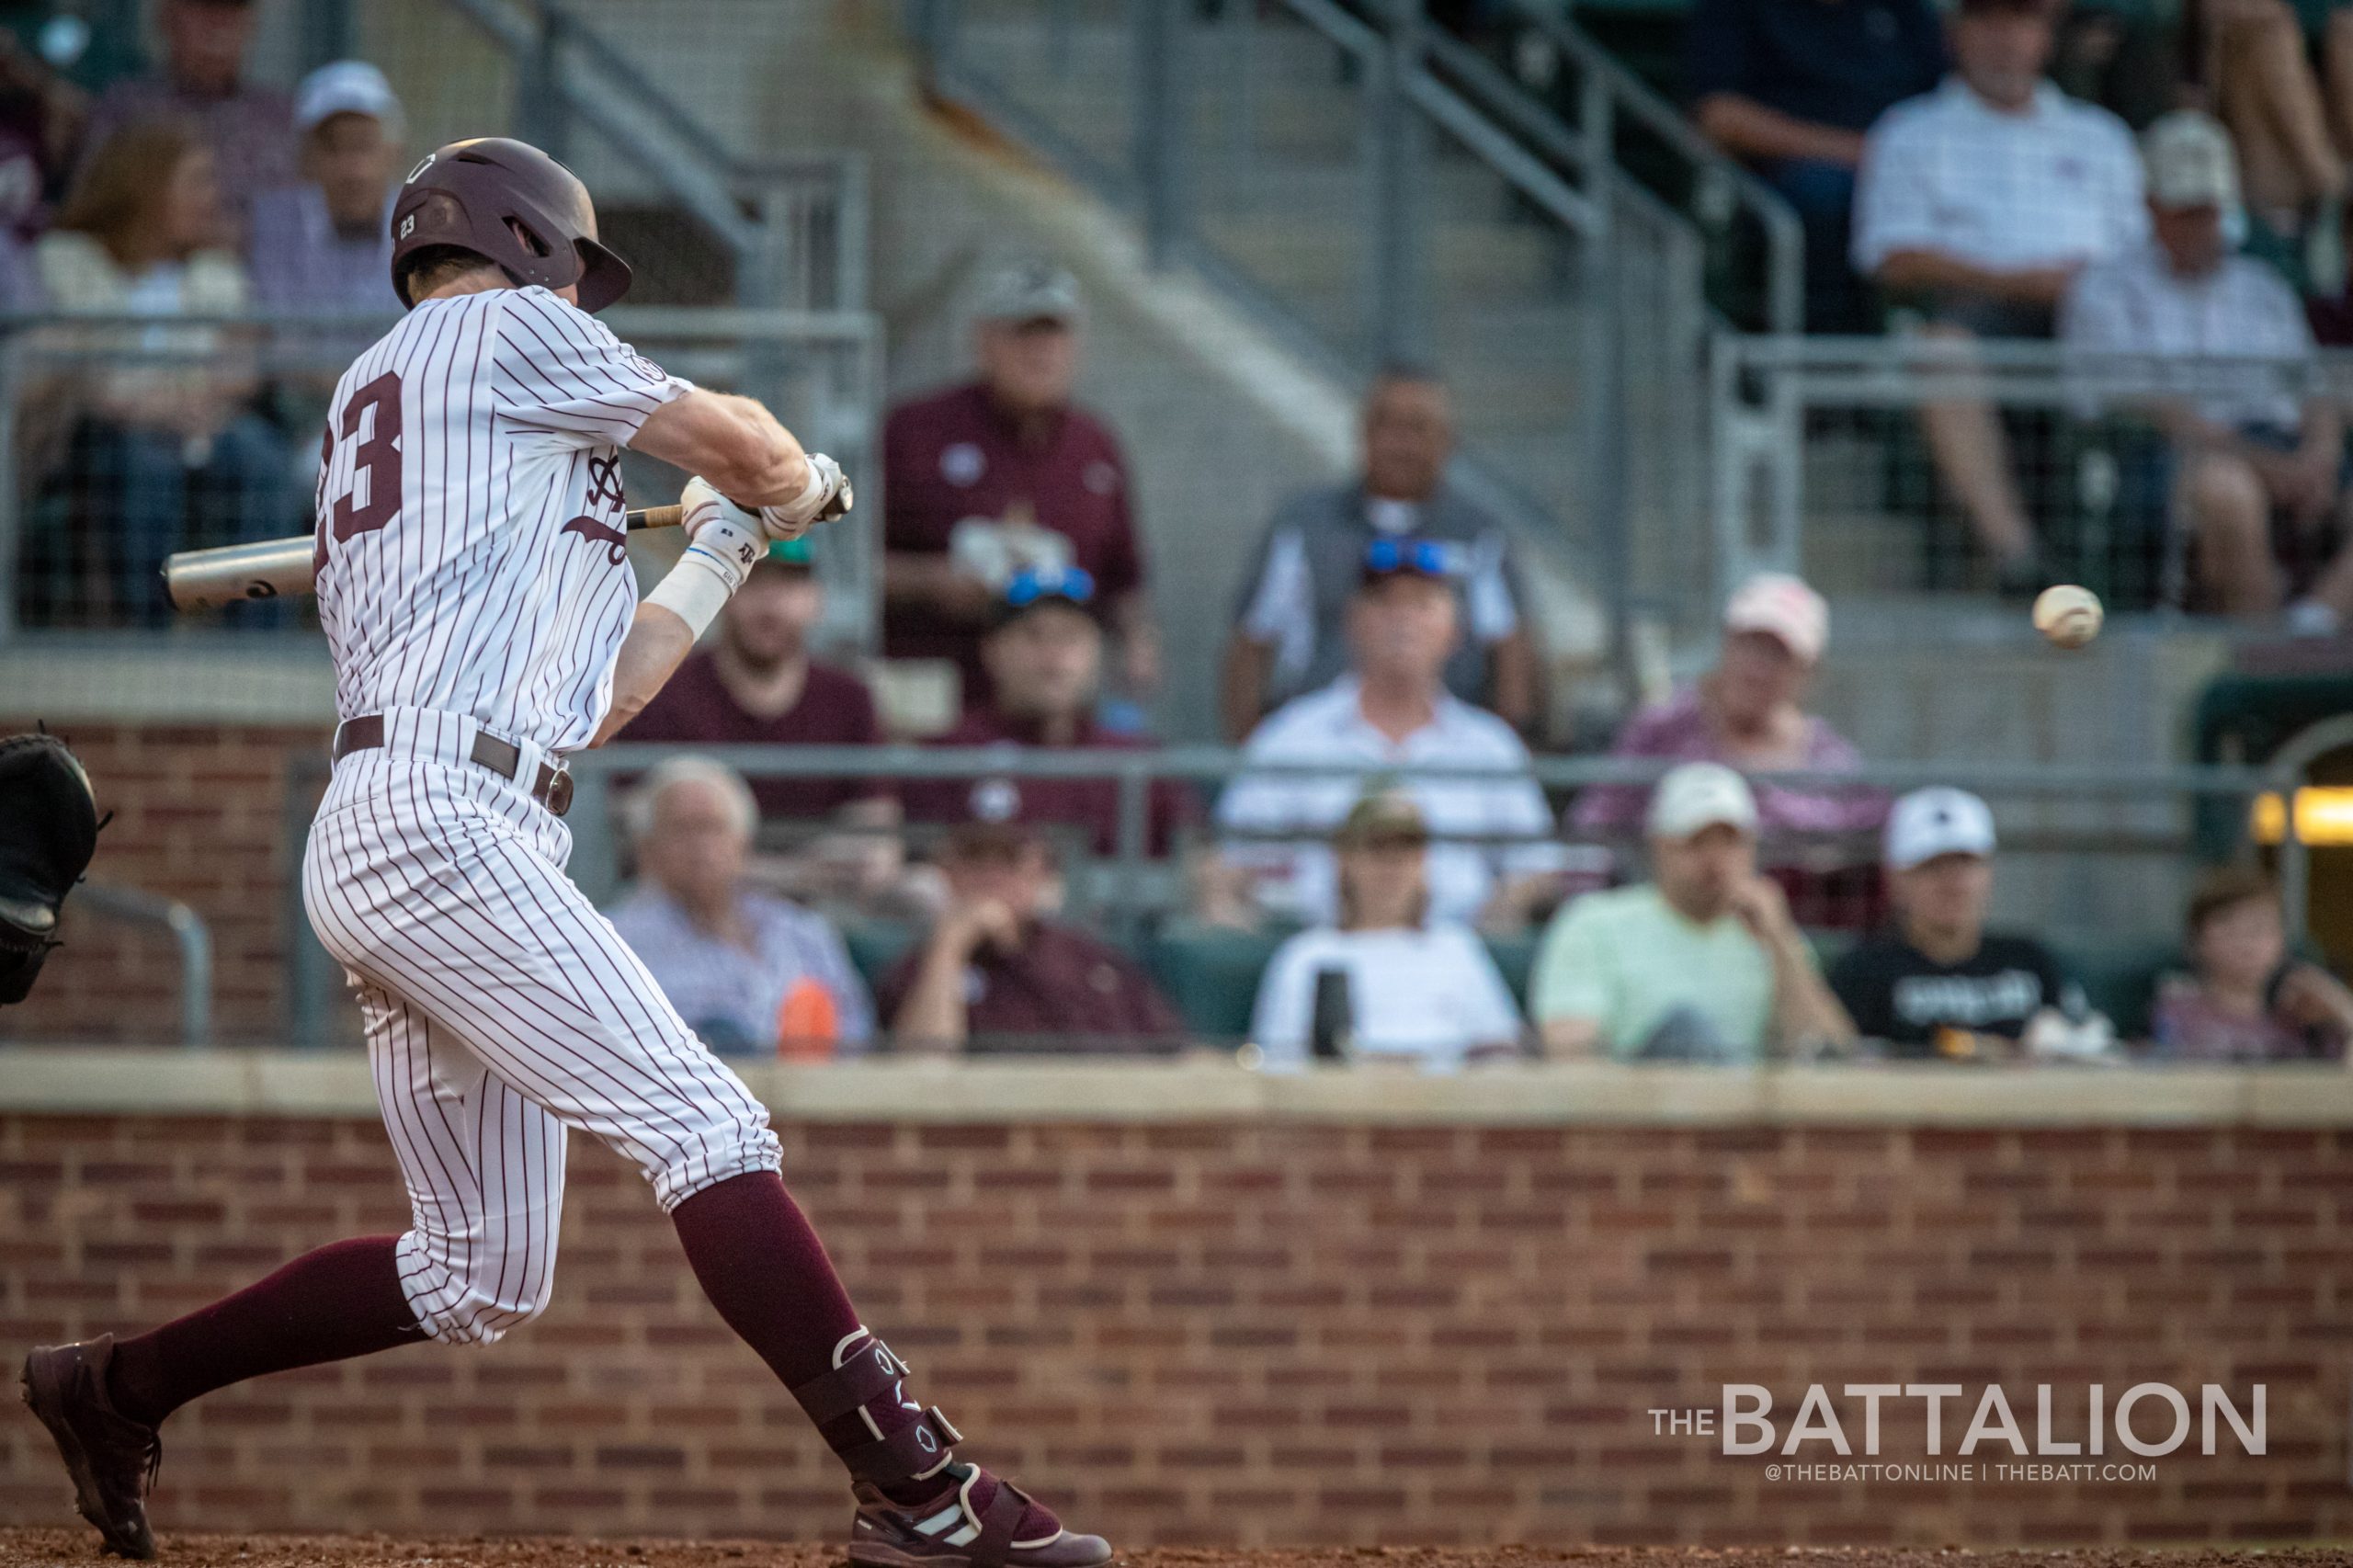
[
  {"left": 631, "top": 388, "right": 811, "bottom": 507},
  {"left": 590, "top": 603, "right": 697, "bottom": 746}
]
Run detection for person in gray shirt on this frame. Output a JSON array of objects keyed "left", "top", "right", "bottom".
[{"left": 1220, "top": 365, "right": 1540, "bottom": 739}]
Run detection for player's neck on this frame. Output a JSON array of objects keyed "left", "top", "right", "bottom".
[
  {"left": 416, "top": 269, "right": 511, "bottom": 303},
  {"left": 715, "top": 641, "right": 810, "bottom": 719}
]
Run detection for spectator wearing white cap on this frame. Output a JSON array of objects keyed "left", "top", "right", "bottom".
[
  {"left": 2063, "top": 111, "right": 2353, "bottom": 631},
  {"left": 1827, "top": 786, "right": 2107, "bottom": 1058},
  {"left": 1531, "top": 762, "right": 1855, "bottom": 1062},
  {"left": 1571, "top": 573, "right": 1884, "bottom": 845},
  {"left": 245, "top": 62, "right": 404, "bottom": 312}
]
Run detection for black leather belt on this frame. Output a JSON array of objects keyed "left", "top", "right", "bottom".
[{"left": 334, "top": 714, "right": 574, "bottom": 818}]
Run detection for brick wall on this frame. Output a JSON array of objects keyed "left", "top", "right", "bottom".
[
  {"left": 1, "top": 1111, "right": 2345, "bottom": 1546},
  {"left": 0, "top": 722, "right": 328, "bottom": 1044}
]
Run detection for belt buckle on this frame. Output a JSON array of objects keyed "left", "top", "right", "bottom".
[{"left": 545, "top": 768, "right": 574, "bottom": 819}]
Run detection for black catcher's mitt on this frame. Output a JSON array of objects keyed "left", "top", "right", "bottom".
[{"left": 0, "top": 731, "right": 99, "bottom": 1006}]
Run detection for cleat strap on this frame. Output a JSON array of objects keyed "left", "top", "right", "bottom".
[
  {"left": 961, "top": 1477, "right": 1031, "bottom": 1568},
  {"left": 789, "top": 1335, "right": 911, "bottom": 1426},
  {"left": 839, "top": 1407, "right": 961, "bottom": 1486}
]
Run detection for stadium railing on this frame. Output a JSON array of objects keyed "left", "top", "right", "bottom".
[
  {"left": 417, "top": 0, "right": 870, "bottom": 311},
  {"left": 0, "top": 308, "right": 885, "bottom": 652},
  {"left": 1711, "top": 336, "right": 2353, "bottom": 619},
  {"left": 260, "top": 744, "right": 2290, "bottom": 1051}
]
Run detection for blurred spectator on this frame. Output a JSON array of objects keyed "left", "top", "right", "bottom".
[
  {"left": 1530, "top": 764, "right": 1855, "bottom": 1061},
  {"left": 904, "top": 564, "right": 1194, "bottom": 857},
  {"left": 881, "top": 260, "right": 1155, "bottom": 710},
  {"left": 1571, "top": 573, "right": 1882, "bottom": 841},
  {"left": 81, "top": 0, "right": 290, "bottom": 244},
  {"left": 2184, "top": 0, "right": 2352, "bottom": 258},
  {"left": 1684, "top": 0, "right": 1946, "bottom": 330},
  {"left": 0, "top": 27, "right": 86, "bottom": 241},
  {"left": 1215, "top": 539, "right": 1563, "bottom": 928},
  {"left": 2063, "top": 112, "right": 2353, "bottom": 629},
  {"left": 1221, "top": 366, "right": 1539, "bottom": 738},
  {"left": 1248, "top": 790, "right": 1524, "bottom": 1070},
  {"left": 879, "top": 808, "right": 1183, "bottom": 1052},
  {"left": 28, "top": 119, "right": 290, "bottom": 626},
  {"left": 1828, "top": 787, "right": 2110, "bottom": 1058},
  {"left": 2151, "top": 864, "right": 2353, "bottom": 1060},
  {"left": 622, "top": 538, "right": 889, "bottom": 822},
  {"left": 246, "top": 61, "right": 402, "bottom": 312},
  {"left": 609, "top": 756, "right": 875, "bottom": 1059},
  {"left": 1853, "top": 0, "right": 2148, "bottom": 592}
]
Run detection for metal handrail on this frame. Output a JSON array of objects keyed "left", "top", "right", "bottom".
[
  {"left": 434, "top": 0, "right": 867, "bottom": 310},
  {"left": 1486, "top": 0, "right": 1804, "bottom": 335},
  {"left": 72, "top": 883, "right": 210, "bottom": 1047},
  {"left": 1711, "top": 334, "right": 2353, "bottom": 588}
]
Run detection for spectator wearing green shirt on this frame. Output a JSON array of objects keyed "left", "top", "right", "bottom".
[{"left": 1530, "top": 763, "right": 1856, "bottom": 1062}]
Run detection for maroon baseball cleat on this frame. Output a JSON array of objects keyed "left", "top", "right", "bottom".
[
  {"left": 792, "top": 1330, "right": 1110, "bottom": 1568},
  {"left": 848, "top": 1466, "right": 1112, "bottom": 1568},
  {"left": 20, "top": 1335, "right": 161, "bottom": 1560}
]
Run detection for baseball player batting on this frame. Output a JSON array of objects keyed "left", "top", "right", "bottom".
[{"left": 19, "top": 138, "right": 1108, "bottom": 1568}]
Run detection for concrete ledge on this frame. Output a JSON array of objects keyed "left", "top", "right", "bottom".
[{"left": 2, "top": 1049, "right": 2350, "bottom": 1125}]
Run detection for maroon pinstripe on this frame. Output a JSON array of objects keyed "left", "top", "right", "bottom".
[{"left": 302, "top": 291, "right": 780, "bottom": 1346}]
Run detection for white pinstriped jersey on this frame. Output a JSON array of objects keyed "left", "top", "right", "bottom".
[{"left": 313, "top": 285, "right": 694, "bottom": 754}]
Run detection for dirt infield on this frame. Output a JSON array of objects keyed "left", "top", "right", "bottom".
[{"left": 2, "top": 1535, "right": 2348, "bottom": 1568}]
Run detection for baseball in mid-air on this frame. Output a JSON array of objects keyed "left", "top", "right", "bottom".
[{"left": 2032, "top": 584, "right": 2103, "bottom": 649}]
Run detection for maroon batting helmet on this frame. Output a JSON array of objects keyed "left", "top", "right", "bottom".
[{"left": 389, "top": 138, "right": 632, "bottom": 312}]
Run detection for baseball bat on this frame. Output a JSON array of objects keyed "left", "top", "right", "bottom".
[{"left": 163, "top": 505, "right": 685, "bottom": 612}]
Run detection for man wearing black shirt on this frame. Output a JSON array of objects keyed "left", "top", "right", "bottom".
[
  {"left": 1830, "top": 786, "right": 2096, "bottom": 1057},
  {"left": 1685, "top": 0, "right": 1946, "bottom": 329}
]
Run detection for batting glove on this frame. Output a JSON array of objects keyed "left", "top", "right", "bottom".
[
  {"left": 678, "top": 476, "right": 767, "bottom": 593},
  {"left": 758, "top": 452, "right": 853, "bottom": 541}
]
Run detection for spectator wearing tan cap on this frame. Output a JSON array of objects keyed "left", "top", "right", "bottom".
[
  {"left": 2063, "top": 111, "right": 2353, "bottom": 631},
  {"left": 1570, "top": 573, "right": 1884, "bottom": 845},
  {"left": 1247, "top": 789, "right": 1525, "bottom": 1070},
  {"left": 1532, "top": 763, "right": 1855, "bottom": 1062}
]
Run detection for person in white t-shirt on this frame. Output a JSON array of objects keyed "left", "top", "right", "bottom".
[
  {"left": 2063, "top": 111, "right": 2353, "bottom": 631},
  {"left": 1852, "top": 0, "right": 2146, "bottom": 592},
  {"left": 1250, "top": 790, "right": 1526, "bottom": 1069}
]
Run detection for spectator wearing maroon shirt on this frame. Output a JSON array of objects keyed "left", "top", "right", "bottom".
[
  {"left": 880, "top": 809, "right": 1184, "bottom": 1054},
  {"left": 904, "top": 564, "right": 1195, "bottom": 857},
  {"left": 620, "top": 537, "right": 888, "bottom": 824},
  {"left": 881, "top": 260, "right": 1156, "bottom": 708}
]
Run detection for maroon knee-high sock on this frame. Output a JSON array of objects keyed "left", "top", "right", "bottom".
[
  {"left": 105, "top": 1235, "right": 426, "bottom": 1428},
  {"left": 670, "top": 1172, "right": 1060, "bottom": 1536}
]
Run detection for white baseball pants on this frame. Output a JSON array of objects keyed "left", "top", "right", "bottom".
[{"left": 301, "top": 708, "right": 781, "bottom": 1346}]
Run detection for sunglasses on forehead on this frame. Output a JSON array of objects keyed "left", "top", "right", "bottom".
[
  {"left": 1362, "top": 538, "right": 1453, "bottom": 578},
  {"left": 1003, "top": 565, "right": 1097, "bottom": 608}
]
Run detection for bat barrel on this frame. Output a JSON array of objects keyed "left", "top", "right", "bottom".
[
  {"left": 163, "top": 537, "right": 317, "bottom": 612},
  {"left": 160, "top": 505, "right": 683, "bottom": 612}
]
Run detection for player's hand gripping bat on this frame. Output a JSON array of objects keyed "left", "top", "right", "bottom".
[{"left": 161, "top": 505, "right": 687, "bottom": 612}]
